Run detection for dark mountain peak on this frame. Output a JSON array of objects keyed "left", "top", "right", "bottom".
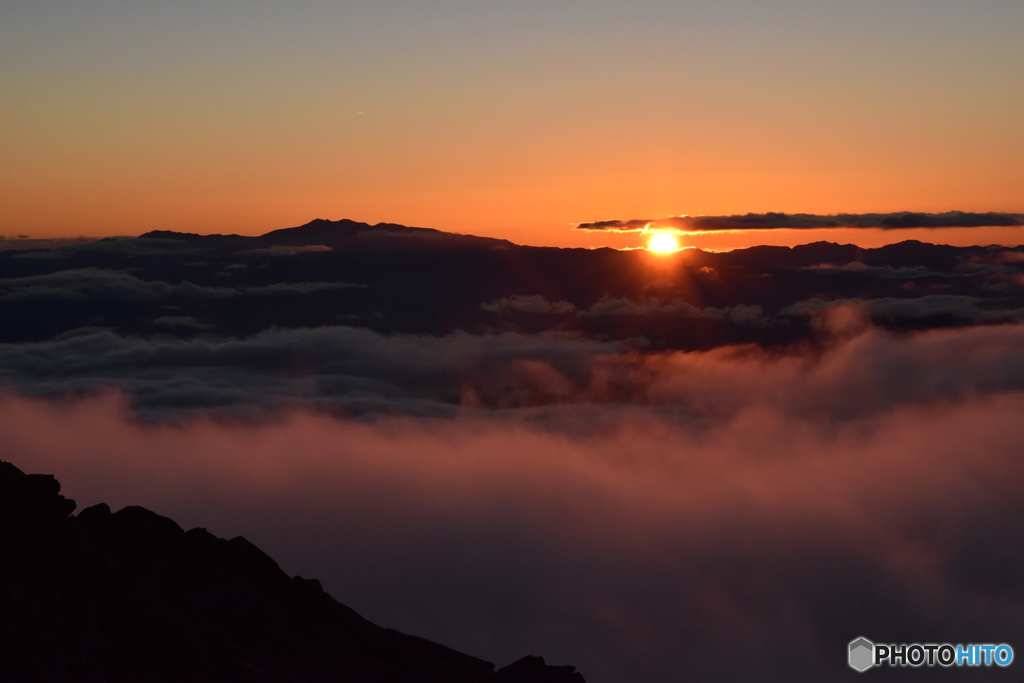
[
  {"left": 865, "top": 239, "right": 964, "bottom": 269},
  {"left": 262, "top": 218, "right": 434, "bottom": 243},
  {"left": 715, "top": 243, "right": 808, "bottom": 267},
  {"left": 260, "top": 218, "right": 514, "bottom": 249},
  {"left": 139, "top": 230, "right": 207, "bottom": 240},
  {"left": 138, "top": 230, "right": 246, "bottom": 242},
  {"left": 289, "top": 217, "right": 378, "bottom": 232},
  {"left": 0, "top": 459, "right": 586, "bottom": 682},
  {"left": 790, "top": 241, "right": 863, "bottom": 264}
]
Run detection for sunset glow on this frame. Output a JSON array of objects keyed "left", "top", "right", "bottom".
[
  {"left": 646, "top": 232, "right": 681, "bottom": 253},
  {"left": 4, "top": 3, "right": 1024, "bottom": 683},
  {"left": 2, "top": 2, "right": 1022, "bottom": 247}
]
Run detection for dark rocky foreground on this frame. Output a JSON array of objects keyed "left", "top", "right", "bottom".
[{"left": 0, "top": 460, "right": 585, "bottom": 683}]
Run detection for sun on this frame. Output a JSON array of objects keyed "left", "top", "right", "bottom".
[{"left": 646, "top": 232, "right": 680, "bottom": 253}]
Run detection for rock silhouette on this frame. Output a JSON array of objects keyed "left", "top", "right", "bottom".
[{"left": 0, "top": 460, "right": 585, "bottom": 683}]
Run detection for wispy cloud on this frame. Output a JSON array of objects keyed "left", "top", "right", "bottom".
[
  {"left": 3, "top": 316, "right": 1024, "bottom": 425},
  {"left": 576, "top": 211, "right": 1024, "bottom": 232},
  {"left": 0, "top": 268, "right": 363, "bottom": 303}
]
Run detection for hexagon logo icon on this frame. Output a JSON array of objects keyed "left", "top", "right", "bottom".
[{"left": 849, "top": 637, "right": 875, "bottom": 672}]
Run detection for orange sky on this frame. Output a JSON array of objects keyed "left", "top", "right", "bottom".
[{"left": 2, "top": 1, "right": 1022, "bottom": 249}]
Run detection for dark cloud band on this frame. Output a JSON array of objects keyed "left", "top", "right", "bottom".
[{"left": 576, "top": 211, "right": 1024, "bottom": 232}]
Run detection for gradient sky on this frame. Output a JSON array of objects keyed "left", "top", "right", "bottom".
[{"left": 3, "top": 0, "right": 1022, "bottom": 246}]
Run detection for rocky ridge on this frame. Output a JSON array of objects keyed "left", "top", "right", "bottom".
[{"left": 0, "top": 460, "right": 585, "bottom": 683}]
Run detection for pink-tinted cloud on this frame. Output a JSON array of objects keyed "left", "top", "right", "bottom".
[{"left": 3, "top": 323, "right": 1024, "bottom": 681}]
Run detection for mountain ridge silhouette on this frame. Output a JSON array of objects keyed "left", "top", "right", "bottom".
[{"left": 0, "top": 459, "right": 586, "bottom": 683}]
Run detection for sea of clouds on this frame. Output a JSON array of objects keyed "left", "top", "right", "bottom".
[{"left": 3, "top": 313, "right": 1024, "bottom": 681}]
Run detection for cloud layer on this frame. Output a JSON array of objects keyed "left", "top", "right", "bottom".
[
  {"left": 0, "top": 267, "right": 361, "bottom": 303},
  {"left": 4, "top": 322, "right": 1024, "bottom": 682},
  {"left": 576, "top": 211, "right": 1024, "bottom": 232},
  {"left": 5, "top": 320, "right": 1024, "bottom": 424},
  {"left": 4, "top": 223, "right": 1024, "bottom": 682}
]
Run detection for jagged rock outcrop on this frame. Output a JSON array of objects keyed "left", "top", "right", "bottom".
[{"left": 0, "top": 460, "right": 585, "bottom": 683}]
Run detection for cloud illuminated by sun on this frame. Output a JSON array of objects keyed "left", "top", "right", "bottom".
[{"left": 646, "top": 231, "right": 681, "bottom": 253}]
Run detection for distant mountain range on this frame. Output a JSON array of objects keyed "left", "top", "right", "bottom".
[
  {"left": 1, "top": 218, "right": 1022, "bottom": 347},
  {"left": 2, "top": 218, "right": 1023, "bottom": 418}
]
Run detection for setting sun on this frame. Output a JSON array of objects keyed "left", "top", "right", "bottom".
[{"left": 647, "top": 232, "right": 681, "bottom": 253}]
